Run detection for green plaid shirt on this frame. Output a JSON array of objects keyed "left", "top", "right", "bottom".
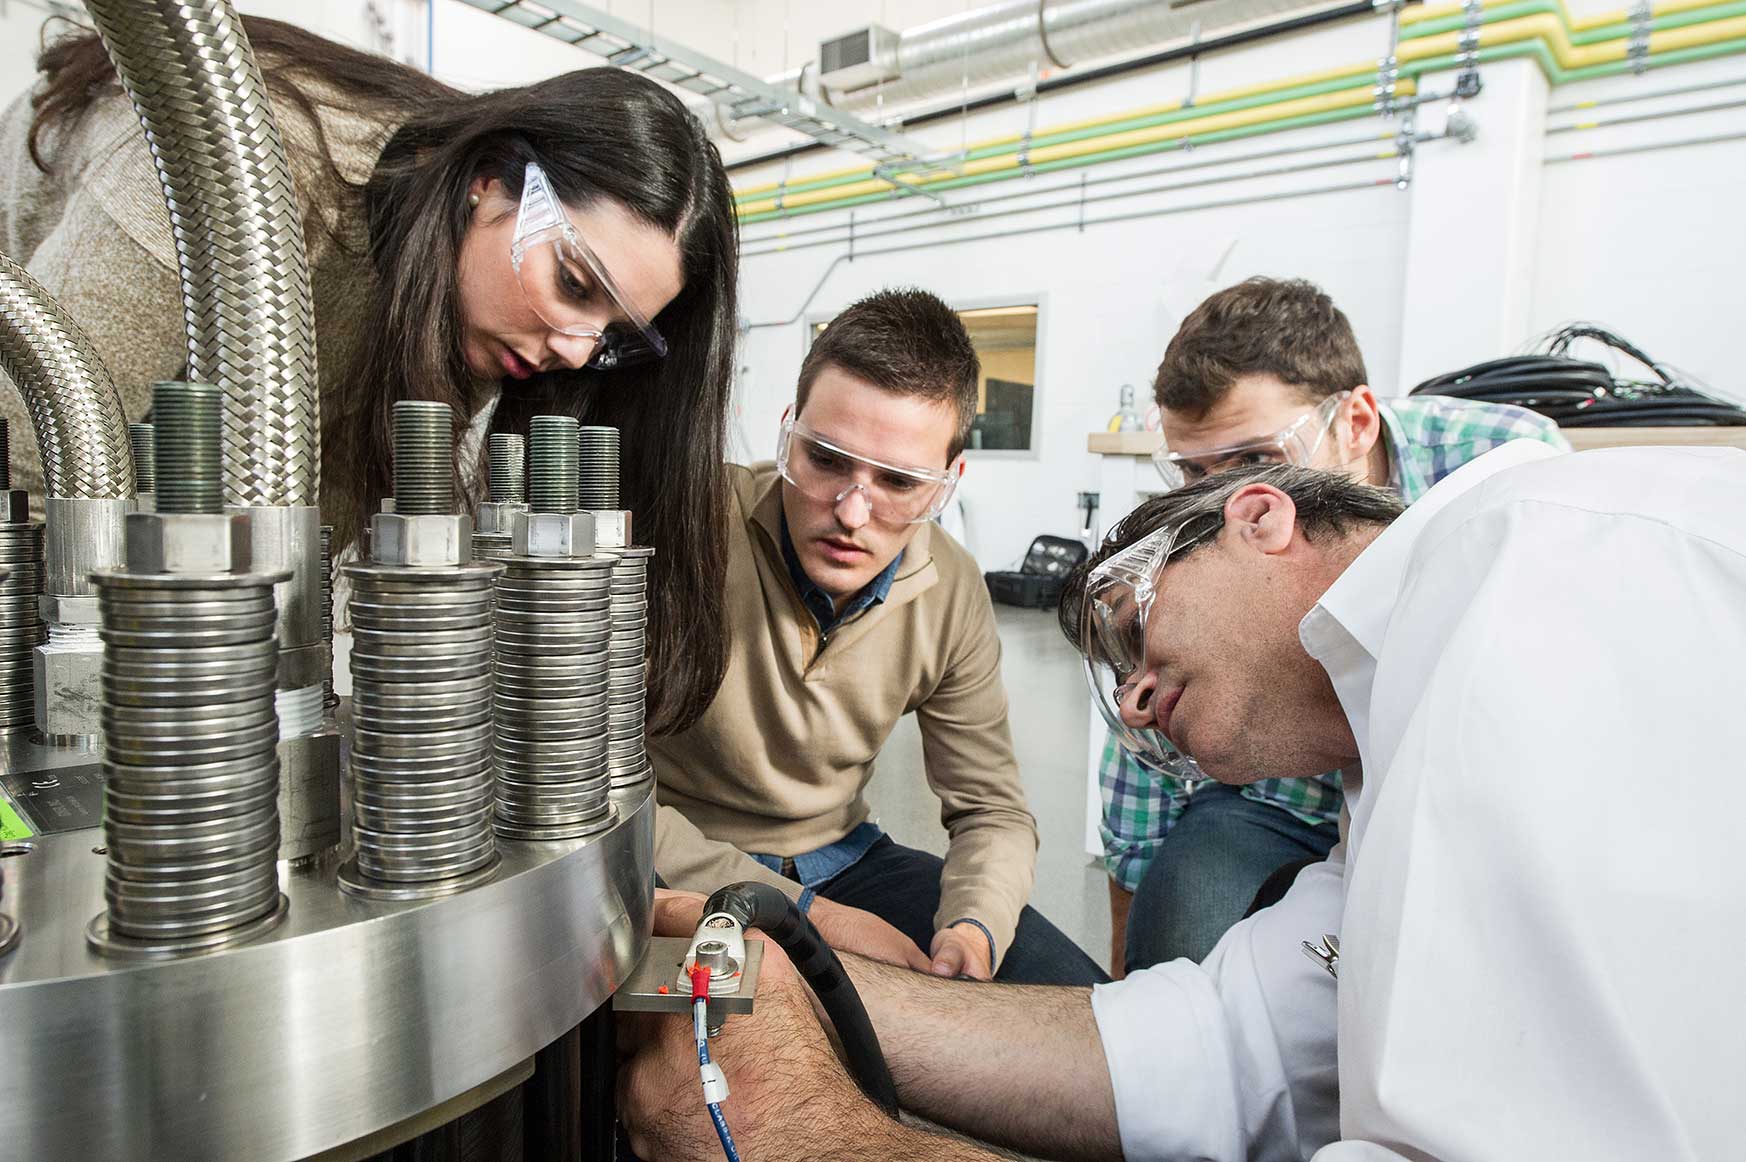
[{"left": 1098, "top": 396, "right": 1570, "bottom": 890}]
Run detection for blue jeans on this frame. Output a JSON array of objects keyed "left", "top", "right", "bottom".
[
  {"left": 817, "top": 835, "right": 1108, "bottom": 986},
  {"left": 1125, "top": 783, "right": 1338, "bottom": 972}
]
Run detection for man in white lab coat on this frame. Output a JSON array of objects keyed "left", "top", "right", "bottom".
[{"left": 618, "top": 440, "right": 1746, "bottom": 1162}]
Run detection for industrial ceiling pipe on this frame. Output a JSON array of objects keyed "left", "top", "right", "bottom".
[{"left": 82, "top": 0, "right": 339, "bottom": 862}]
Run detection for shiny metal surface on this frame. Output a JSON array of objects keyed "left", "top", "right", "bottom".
[
  {"left": 278, "top": 729, "right": 341, "bottom": 863},
  {"left": 615, "top": 935, "right": 762, "bottom": 1021},
  {"left": 43, "top": 496, "right": 132, "bottom": 599},
  {"left": 232, "top": 504, "right": 323, "bottom": 653},
  {"left": 0, "top": 252, "right": 135, "bottom": 500},
  {"left": 0, "top": 782, "right": 654, "bottom": 1161},
  {"left": 577, "top": 425, "right": 620, "bottom": 511},
  {"left": 83, "top": 0, "right": 319, "bottom": 510}
]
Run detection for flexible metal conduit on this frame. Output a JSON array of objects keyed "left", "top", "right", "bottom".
[
  {"left": 81, "top": 0, "right": 319, "bottom": 509},
  {"left": 0, "top": 253, "right": 133, "bottom": 500}
]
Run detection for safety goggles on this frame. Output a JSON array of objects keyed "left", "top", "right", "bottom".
[
  {"left": 1080, "top": 513, "right": 1222, "bottom": 781},
  {"left": 509, "top": 161, "right": 670, "bottom": 371},
  {"left": 775, "top": 412, "right": 963, "bottom": 527},
  {"left": 1152, "top": 391, "right": 1348, "bottom": 490}
]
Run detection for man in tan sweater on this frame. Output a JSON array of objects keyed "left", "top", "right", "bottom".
[{"left": 651, "top": 288, "right": 1103, "bottom": 984}]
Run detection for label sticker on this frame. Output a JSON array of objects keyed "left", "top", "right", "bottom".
[{"left": 0, "top": 787, "right": 33, "bottom": 841}]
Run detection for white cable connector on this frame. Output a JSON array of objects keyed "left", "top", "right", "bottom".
[{"left": 700, "top": 1062, "right": 730, "bottom": 1104}]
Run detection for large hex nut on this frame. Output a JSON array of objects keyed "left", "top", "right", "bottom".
[
  {"left": 514, "top": 511, "right": 596, "bottom": 558},
  {"left": 372, "top": 511, "right": 472, "bottom": 566},
  {"left": 125, "top": 512, "right": 253, "bottom": 575},
  {"left": 0, "top": 490, "right": 28, "bottom": 524},
  {"left": 35, "top": 638, "right": 103, "bottom": 737},
  {"left": 477, "top": 500, "right": 528, "bottom": 536},
  {"left": 588, "top": 510, "right": 632, "bottom": 549}
]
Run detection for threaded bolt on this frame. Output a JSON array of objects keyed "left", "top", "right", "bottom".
[
  {"left": 153, "top": 382, "right": 225, "bottom": 515},
  {"left": 392, "top": 401, "right": 454, "bottom": 516},
  {"left": 577, "top": 425, "right": 620, "bottom": 510},
  {"left": 488, "top": 433, "right": 527, "bottom": 505},
  {"left": 0, "top": 418, "right": 11, "bottom": 492},
  {"left": 129, "top": 423, "right": 156, "bottom": 494},
  {"left": 528, "top": 416, "right": 580, "bottom": 515}
]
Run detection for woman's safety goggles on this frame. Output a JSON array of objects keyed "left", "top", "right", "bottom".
[
  {"left": 1152, "top": 391, "right": 1348, "bottom": 490},
  {"left": 775, "top": 413, "right": 963, "bottom": 527},
  {"left": 510, "top": 161, "right": 669, "bottom": 371},
  {"left": 1080, "top": 514, "right": 1221, "bottom": 781}
]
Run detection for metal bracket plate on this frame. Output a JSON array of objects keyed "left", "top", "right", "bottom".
[{"left": 615, "top": 935, "right": 764, "bottom": 1022}]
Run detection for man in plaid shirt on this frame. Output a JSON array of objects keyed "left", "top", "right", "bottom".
[{"left": 1104, "top": 277, "right": 1569, "bottom": 974}]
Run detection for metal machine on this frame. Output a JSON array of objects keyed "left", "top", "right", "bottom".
[{"left": 0, "top": 2, "right": 654, "bottom": 1157}]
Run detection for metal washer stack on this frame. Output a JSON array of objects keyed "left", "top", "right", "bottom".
[
  {"left": 0, "top": 418, "right": 42, "bottom": 731},
  {"left": 340, "top": 400, "right": 504, "bottom": 900},
  {"left": 0, "top": 525, "right": 42, "bottom": 732},
  {"left": 605, "top": 545, "right": 655, "bottom": 786},
  {"left": 92, "top": 574, "right": 285, "bottom": 952},
  {"left": 492, "top": 554, "right": 617, "bottom": 837},
  {"left": 343, "top": 564, "right": 501, "bottom": 892}
]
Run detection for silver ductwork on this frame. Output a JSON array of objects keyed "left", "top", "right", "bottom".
[
  {"left": 80, "top": 0, "right": 319, "bottom": 510},
  {"left": 0, "top": 251, "right": 134, "bottom": 740},
  {"left": 0, "top": 253, "right": 134, "bottom": 500},
  {"left": 85, "top": 0, "right": 338, "bottom": 860},
  {"left": 762, "top": 0, "right": 1319, "bottom": 119}
]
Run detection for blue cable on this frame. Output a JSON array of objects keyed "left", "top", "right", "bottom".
[{"left": 697, "top": 997, "right": 742, "bottom": 1162}]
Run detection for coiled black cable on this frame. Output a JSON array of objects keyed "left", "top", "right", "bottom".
[
  {"left": 1412, "top": 324, "right": 1746, "bottom": 427},
  {"left": 702, "top": 881, "right": 901, "bottom": 1118}
]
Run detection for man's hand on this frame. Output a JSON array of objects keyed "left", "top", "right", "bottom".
[
  {"left": 617, "top": 934, "right": 898, "bottom": 1161},
  {"left": 807, "top": 897, "right": 933, "bottom": 972},
  {"left": 929, "top": 923, "right": 994, "bottom": 980}
]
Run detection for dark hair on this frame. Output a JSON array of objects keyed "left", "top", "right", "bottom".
[
  {"left": 1154, "top": 277, "right": 1368, "bottom": 418},
  {"left": 1058, "top": 463, "right": 1403, "bottom": 651},
  {"left": 30, "top": 19, "right": 738, "bottom": 736},
  {"left": 796, "top": 287, "right": 979, "bottom": 461}
]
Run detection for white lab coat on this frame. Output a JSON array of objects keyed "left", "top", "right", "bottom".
[{"left": 1092, "top": 441, "right": 1746, "bottom": 1161}]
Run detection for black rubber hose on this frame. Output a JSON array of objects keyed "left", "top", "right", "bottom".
[{"left": 703, "top": 881, "right": 901, "bottom": 1119}]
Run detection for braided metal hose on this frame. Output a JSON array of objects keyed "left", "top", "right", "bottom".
[
  {"left": 0, "top": 253, "right": 133, "bottom": 500},
  {"left": 82, "top": 0, "right": 318, "bottom": 510}
]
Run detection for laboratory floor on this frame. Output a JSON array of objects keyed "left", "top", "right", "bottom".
[{"left": 861, "top": 605, "right": 1113, "bottom": 975}]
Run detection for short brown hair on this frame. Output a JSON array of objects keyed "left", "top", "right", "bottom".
[
  {"left": 1154, "top": 277, "right": 1367, "bottom": 418},
  {"left": 1058, "top": 463, "right": 1403, "bottom": 652},
  {"left": 797, "top": 288, "right": 980, "bottom": 460}
]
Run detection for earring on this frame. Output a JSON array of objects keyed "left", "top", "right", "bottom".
[{"left": 467, "top": 192, "right": 481, "bottom": 208}]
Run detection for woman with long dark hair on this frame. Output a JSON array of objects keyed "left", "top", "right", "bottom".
[{"left": 0, "top": 17, "right": 734, "bottom": 734}]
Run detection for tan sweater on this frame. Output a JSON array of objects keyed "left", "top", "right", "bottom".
[
  {"left": 0, "top": 77, "right": 384, "bottom": 503},
  {"left": 651, "top": 464, "right": 1039, "bottom": 965}
]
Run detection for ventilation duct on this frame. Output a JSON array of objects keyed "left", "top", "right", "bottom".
[{"left": 757, "top": 0, "right": 1335, "bottom": 121}]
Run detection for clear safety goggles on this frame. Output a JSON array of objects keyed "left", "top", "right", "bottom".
[
  {"left": 1081, "top": 513, "right": 1222, "bottom": 781},
  {"left": 775, "top": 411, "right": 963, "bottom": 527},
  {"left": 509, "top": 161, "right": 669, "bottom": 371},
  {"left": 1152, "top": 391, "right": 1348, "bottom": 490}
]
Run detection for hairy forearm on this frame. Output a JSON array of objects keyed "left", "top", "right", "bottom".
[{"left": 842, "top": 953, "right": 1122, "bottom": 1162}]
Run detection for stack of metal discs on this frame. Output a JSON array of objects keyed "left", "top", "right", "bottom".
[
  {"left": 345, "top": 564, "right": 500, "bottom": 891},
  {"left": 0, "top": 521, "right": 42, "bottom": 732},
  {"left": 319, "top": 525, "right": 337, "bottom": 712},
  {"left": 605, "top": 545, "right": 654, "bottom": 786},
  {"left": 0, "top": 418, "right": 43, "bottom": 731},
  {"left": 93, "top": 571, "right": 286, "bottom": 952},
  {"left": 492, "top": 555, "right": 616, "bottom": 837}
]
